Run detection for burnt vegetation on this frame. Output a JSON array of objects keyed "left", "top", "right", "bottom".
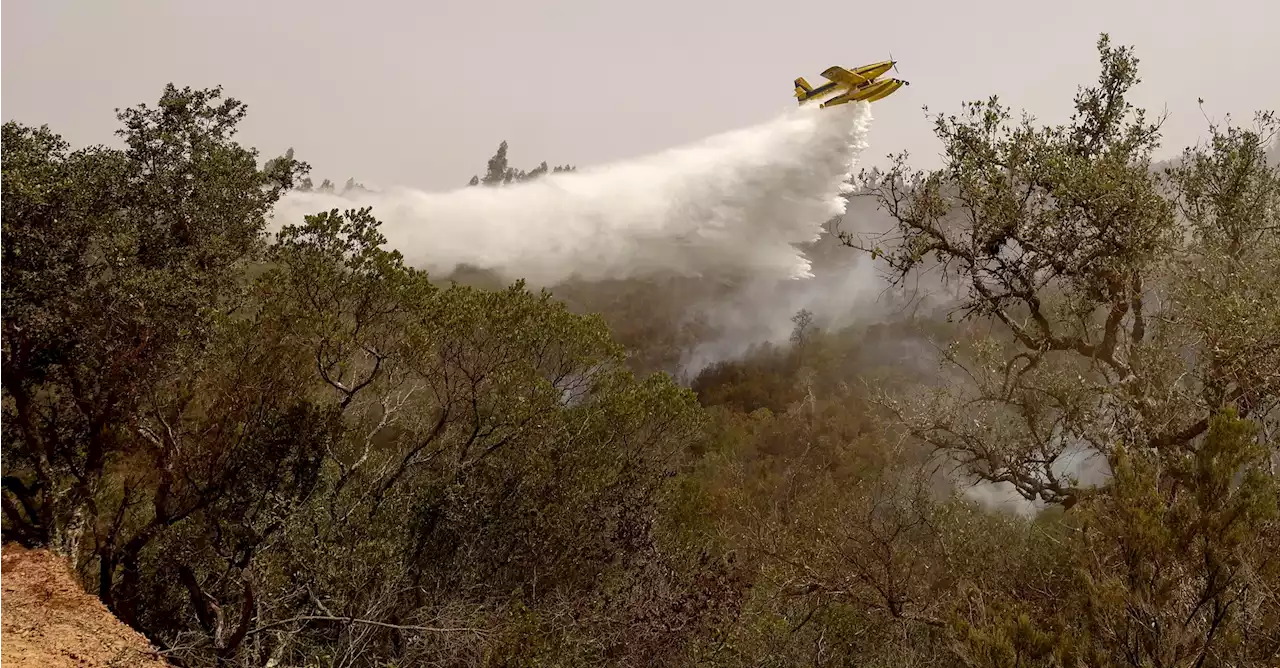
[{"left": 3, "top": 35, "right": 1279, "bottom": 667}]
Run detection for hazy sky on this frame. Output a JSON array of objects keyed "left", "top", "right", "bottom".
[{"left": 4, "top": 0, "right": 1277, "bottom": 191}]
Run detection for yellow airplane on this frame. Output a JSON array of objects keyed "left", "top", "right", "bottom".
[{"left": 793, "top": 59, "right": 909, "bottom": 108}]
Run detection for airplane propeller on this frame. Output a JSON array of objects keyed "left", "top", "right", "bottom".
[{"left": 889, "top": 51, "right": 908, "bottom": 86}]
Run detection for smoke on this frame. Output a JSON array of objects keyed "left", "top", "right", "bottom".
[
  {"left": 676, "top": 194, "right": 964, "bottom": 377},
  {"left": 677, "top": 260, "right": 877, "bottom": 375},
  {"left": 677, "top": 245, "right": 877, "bottom": 373},
  {"left": 270, "top": 102, "right": 874, "bottom": 286}
]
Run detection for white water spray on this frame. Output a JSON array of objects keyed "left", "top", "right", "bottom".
[{"left": 271, "top": 102, "right": 874, "bottom": 285}]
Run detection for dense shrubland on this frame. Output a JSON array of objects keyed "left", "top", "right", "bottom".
[{"left": 4, "top": 34, "right": 1277, "bottom": 667}]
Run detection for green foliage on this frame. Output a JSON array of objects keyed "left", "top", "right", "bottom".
[
  {"left": 1, "top": 84, "right": 307, "bottom": 562},
  {"left": 951, "top": 408, "right": 1279, "bottom": 666},
  {"left": 828, "top": 31, "right": 1279, "bottom": 666},
  {"left": 841, "top": 33, "right": 1279, "bottom": 510},
  {"left": 1, "top": 83, "right": 728, "bottom": 665},
  {"left": 1070, "top": 409, "right": 1280, "bottom": 665}
]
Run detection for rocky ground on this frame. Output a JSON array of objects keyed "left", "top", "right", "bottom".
[{"left": 2, "top": 543, "right": 171, "bottom": 667}]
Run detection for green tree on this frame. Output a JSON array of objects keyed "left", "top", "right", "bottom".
[
  {"left": 841, "top": 34, "right": 1278, "bottom": 507},
  {"left": 837, "top": 33, "right": 1280, "bottom": 664},
  {"left": 481, "top": 139, "right": 510, "bottom": 186},
  {"left": 952, "top": 409, "right": 1279, "bottom": 666},
  {"left": 3, "top": 84, "right": 746, "bottom": 666},
  {"left": 143, "top": 206, "right": 734, "bottom": 665},
  {"left": 2, "top": 84, "right": 307, "bottom": 566}
]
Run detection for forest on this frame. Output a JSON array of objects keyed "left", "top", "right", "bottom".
[{"left": 3, "top": 35, "right": 1278, "bottom": 667}]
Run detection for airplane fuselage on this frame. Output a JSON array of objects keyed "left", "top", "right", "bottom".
[{"left": 797, "top": 80, "right": 842, "bottom": 102}]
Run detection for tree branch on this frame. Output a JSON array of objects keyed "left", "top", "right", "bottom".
[{"left": 245, "top": 615, "right": 487, "bottom": 637}]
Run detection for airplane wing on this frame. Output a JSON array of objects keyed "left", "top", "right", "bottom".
[{"left": 820, "top": 65, "right": 873, "bottom": 86}]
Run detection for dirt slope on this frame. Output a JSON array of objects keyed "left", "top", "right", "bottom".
[{"left": 2, "top": 542, "right": 171, "bottom": 667}]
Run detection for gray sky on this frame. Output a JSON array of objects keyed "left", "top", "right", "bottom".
[{"left": 4, "top": 0, "right": 1277, "bottom": 191}]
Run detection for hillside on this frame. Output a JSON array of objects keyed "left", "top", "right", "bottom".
[{"left": 1, "top": 544, "right": 171, "bottom": 668}]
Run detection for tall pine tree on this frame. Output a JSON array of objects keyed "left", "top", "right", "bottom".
[
  {"left": 480, "top": 140, "right": 509, "bottom": 186},
  {"left": 469, "top": 141, "right": 573, "bottom": 186}
]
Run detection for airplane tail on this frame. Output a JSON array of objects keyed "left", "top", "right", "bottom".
[{"left": 793, "top": 77, "right": 813, "bottom": 100}]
